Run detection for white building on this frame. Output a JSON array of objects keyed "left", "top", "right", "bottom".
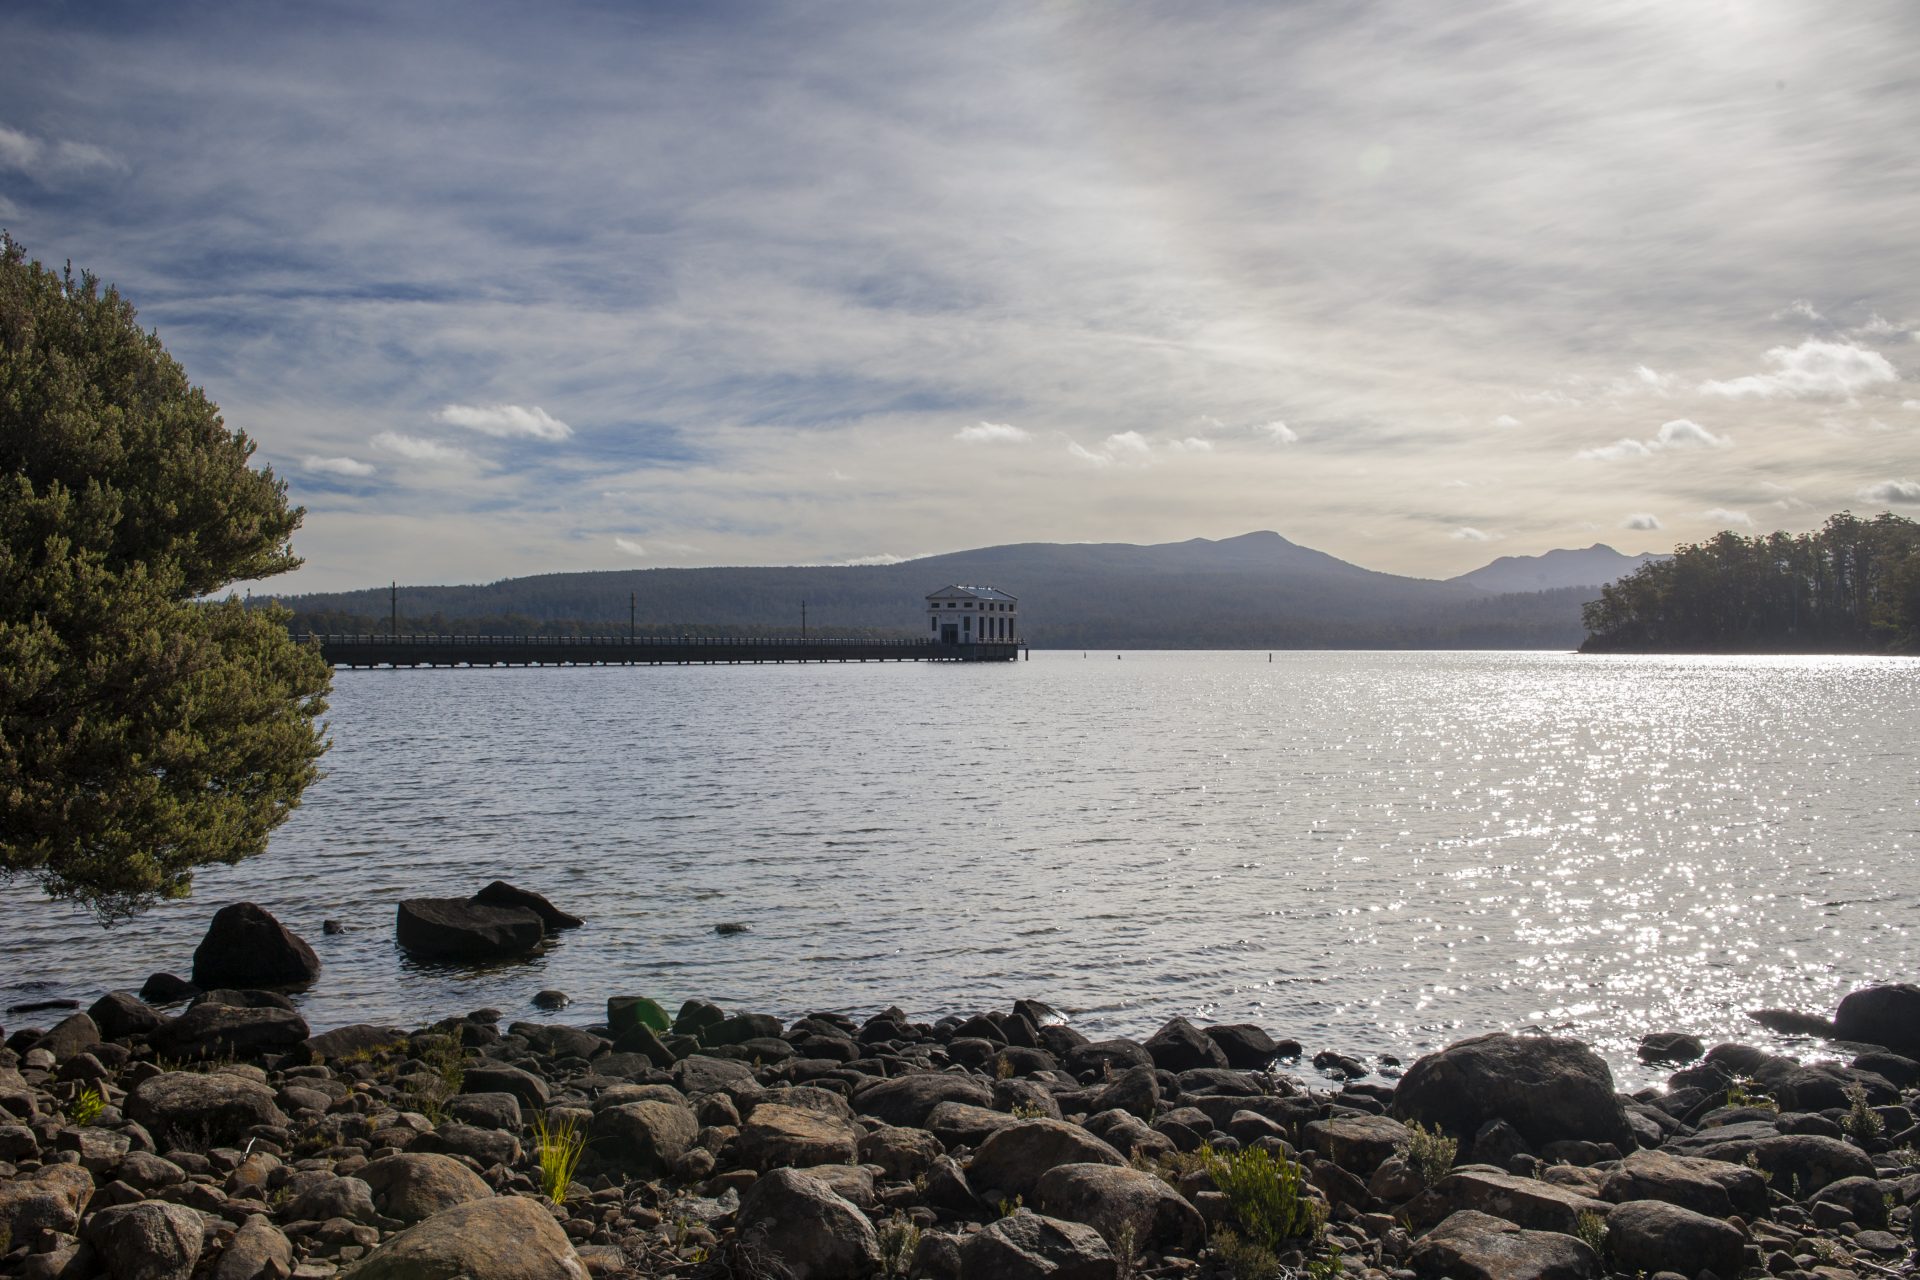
[{"left": 927, "top": 585, "right": 1018, "bottom": 645}]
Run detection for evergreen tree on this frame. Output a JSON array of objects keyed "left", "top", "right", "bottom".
[
  {"left": 1, "top": 236, "right": 331, "bottom": 920},
  {"left": 1581, "top": 511, "right": 1920, "bottom": 654}
]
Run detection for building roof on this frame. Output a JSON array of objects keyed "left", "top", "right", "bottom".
[{"left": 926, "top": 584, "right": 1018, "bottom": 603}]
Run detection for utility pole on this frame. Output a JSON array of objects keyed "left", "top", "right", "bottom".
[
  {"left": 801, "top": 599, "right": 808, "bottom": 639},
  {"left": 630, "top": 591, "right": 636, "bottom": 642},
  {"left": 390, "top": 581, "right": 398, "bottom": 636}
]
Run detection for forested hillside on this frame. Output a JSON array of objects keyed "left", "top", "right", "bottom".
[
  {"left": 271, "top": 531, "right": 1596, "bottom": 649},
  {"left": 1580, "top": 512, "right": 1920, "bottom": 653}
]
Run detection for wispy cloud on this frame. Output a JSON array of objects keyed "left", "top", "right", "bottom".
[
  {"left": 613, "top": 536, "right": 648, "bottom": 556},
  {"left": 371, "top": 432, "right": 472, "bottom": 465},
  {"left": 954, "top": 421, "right": 1030, "bottom": 444},
  {"left": 1700, "top": 340, "right": 1898, "bottom": 399},
  {"left": 1451, "top": 527, "right": 1494, "bottom": 542},
  {"left": 435, "top": 403, "right": 573, "bottom": 441},
  {"left": 302, "top": 455, "right": 375, "bottom": 477},
  {"left": 1577, "top": 419, "right": 1730, "bottom": 461},
  {"left": 1702, "top": 507, "right": 1754, "bottom": 528}
]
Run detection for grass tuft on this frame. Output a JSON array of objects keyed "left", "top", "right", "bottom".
[{"left": 533, "top": 1111, "right": 587, "bottom": 1205}]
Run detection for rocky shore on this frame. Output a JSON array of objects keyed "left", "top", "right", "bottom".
[{"left": 3, "top": 904, "right": 1920, "bottom": 1280}]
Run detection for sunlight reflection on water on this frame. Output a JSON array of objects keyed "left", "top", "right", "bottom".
[{"left": 2, "top": 650, "right": 1914, "bottom": 1087}]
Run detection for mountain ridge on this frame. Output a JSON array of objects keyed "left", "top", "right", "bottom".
[{"left": 273, "top": 531, "right": 1617, "bottom": 649}]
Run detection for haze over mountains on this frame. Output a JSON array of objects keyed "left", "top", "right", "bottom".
[{"left": 276, "top": 532, "right": 1661, "bottom": 650}]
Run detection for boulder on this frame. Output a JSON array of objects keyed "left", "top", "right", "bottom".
[
  {"left": 413, "top": 1122, "right": 520, "bottom": 1167},
  {"left": 1808, "top": 1175, "right": 1892, "bottom": 1229},
  {"left": 191, "top": 903, "right": 322, "bottom": 989},
  {"left": 1410, "top": 1209, "right": 1599, "bottom": 1280},
  {"left": 358, "top": 1152, "right": 494, "bottom": 1222},
  {"left": 343, "top": 1194, "right": 587, "bottom": 1279},
  {"left": 958, "top": 1212, "right": 1115, "bottom": 1280},
  {"left": 127, "top": 1071, "right": 287, "bottom": 1147},
  {"left": 859, "top": 1125, "right": 943, "bottom": 1180},
  {"left": 1391, "top": 1033, "right": 1634, "bottom": 1151},
  {"left": 1834, "top": 983, "right": 1920, "bottom": 1057},
  {"left": 1747, "top": 1007, "right": 1834, "bottom": 1038},
  {"left": 1669, "top": 1131, "right": 1875, "bottom": 1194},
  {"left": 1636, "top": 1032, "right": 1704, "bottom": 1066},
  {"left": 282, "top": 1170, "right": 380, "bottom": 1223},
  {"left": 1143, "top": 1016, "right": 1230, "bottom": 1073},
  {"left": 211, "top": 1215, "right": 294, "bottom": 1280},
  {"left": 1089, "top": 1065, "right": 1161, "bottom": 1120},
  {"left": 473, "top": 880, "right": 583, "bottom": 930},
  {"left": 0, "top": 1162, "right": 94, "bottom": 1238},
  {"left": 1604, "top": 1199, "right": 1746, "bottom": 1279},
  {"left": 1305, "top": 1113, "right": 1412, "bottom": 1177},
  {"left": 462, "top": 1064, "right": 550, "bottom": 1110},
  {"left": 138, "top": 972, "right": 200, "bottom": 1005},
  {"left": 735, "top": 1103, "right": 860, "bottom": 1171},
  {"left": 1408, "top": 1169, "right": 1610, "bottom": 1236},
  {"left": 968, "top": 1120, "right": 1127, "bottom": 1201},
  {"left": 1205, "top": 1023, "right": 1292, "bottom": 1069},
  {"left": 1065, "top": 1039, "right": 1154, "bottom": 1077},
  {"left": 31, "top": 1011, "right": 101, "bottom": 1060},
  {"left": 1033, "top": 1162, "right": 1207, "bottom": 1253},
  {"left": 735, "top": 1168, "right": 881, "bottom": 1279},
  {"left": 590, "top": 1099, "right": 699, "bottom": 1176},
  {"left": 395, "top": 898, "right": 545, "bottom": 960},
  {"left": 926, "top": 1101, "right": 1021, "bottom": 1147},
  {"left": 671, "top": 1054, "right": 761, "bottom": 1101},
  {"left": 852, "top": 1073, "right": 995, "bottom": 1127},
  {"left": 1599, "top": 1147, "right": 1767, "bottom": 1218},
  {"left": 446, "top": 1091, "right": 522, "bottom": 1130},
  {"left": 606, "top": 996, "right": 671, "bottom": 1039},
  {"left": 85, "top": 1200, "right": 204, "bottom": 1280},
  {"left": 304, "top": 1023, "right": 408, "bottom": 1061},
  {"left": 88, "top": 992, "right": 169, "bottom": 1042},
  {"left": 151, "top": 1003, "right": 309, "bottom": 1060}
]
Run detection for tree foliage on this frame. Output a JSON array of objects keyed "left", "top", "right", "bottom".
[
  {"left": 1, "top": 235, "right": 331, "bottom": 920},
  {"left": 1581, "top": 512, "right": 1920, "bottom": 653}
]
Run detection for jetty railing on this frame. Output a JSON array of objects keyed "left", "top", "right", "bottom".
[{"left": 297, "top": 633, "right": 1023, "bottom": 668}]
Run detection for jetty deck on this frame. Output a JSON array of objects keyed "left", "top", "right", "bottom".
[{"left": 303, "top": 634, "right": 1022, "bottom": 668}]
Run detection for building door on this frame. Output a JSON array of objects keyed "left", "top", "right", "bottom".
[{"left": 941, "top": 624, "right": 958, "bottom": 644}]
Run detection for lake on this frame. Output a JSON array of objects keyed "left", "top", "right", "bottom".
[{"left": 3, "top": 649, "right": 1915, "bottom": 1087}]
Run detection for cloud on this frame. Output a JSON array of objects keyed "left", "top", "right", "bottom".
[
  {"left": 838, "top": 553, "right": 907, "bottom": 565},
  {"left": 613, "top": 536, "right": 648, "bottom": 556},
  {"left": 1451, "top": 527, "right": 1494, "bottom": 542},
  {"left": 1577, "top": 419, "right": 1729, "bottom": 461},
  {"left": 1652, "top": 419, "right": 1732, "bottom": 450},
  {"left": 1492, "top": 414, "right": 1522, "bottom": 429},
  {"left": 1258, "top": 421, "right": 1298, "bottom": 444},
  {"left": 1702, "top": 507, "right": 1754, "bottom": 528},
  {"left": 1623, "top": 513, "right": 1662, "bottom": 530},
  {"left": 0, "top": 121, "right": 124, "bottom": 176},
  {"left": 1700, "top": 340, "right": 1899, "bottom": 399},
  {"left": 1774, "top": 299, "right": 1825, "bottom": 324},
  {"left": 435, "top": 403, "right": 573, "bottom": 441},
  {"left": 1861, "top": 480, "right": 1920, "bottom": 505},
  {"left": 1069, "top": 431, "right": 1155, "bottom": 467},
  {"left": 1576, "top": 438, "right": 1655, "bottom": 462},
  {"left": 302, "top": 455, "right": 375, "bottom": 477},
  {"left": 371, "top": 431, "right": 471, "bottom": 464},
  {"left": 1165, "top": 436, "right": 1214, "bottom": 453},
  {"left": 1904, "top": 401, "right": 1920, "bottom": 411},
  {"left": 954, "top": 421, "right": 1031, "bottom": 444}
]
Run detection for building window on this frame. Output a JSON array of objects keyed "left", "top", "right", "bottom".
[{"left": 930, "top": 617, "right": 938, "bottom": 632}]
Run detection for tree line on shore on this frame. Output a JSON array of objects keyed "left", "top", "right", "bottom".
[{"left": 1580, "top": 512, "right": 1920, "bottom": 653}]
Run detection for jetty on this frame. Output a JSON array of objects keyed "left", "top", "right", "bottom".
[{"left": 302, "top": 633, "right": 1023, "bottom": 668}]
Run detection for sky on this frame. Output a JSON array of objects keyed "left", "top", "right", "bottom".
[{"left": 3, "top": 0, "right": 1917, "bottom": 592}]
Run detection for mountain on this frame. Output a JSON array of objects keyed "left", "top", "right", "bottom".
[
  {"left": 1449, "top": 543, "right": 1666, "bottom": 594},
  {"left": 271, "top": 530, "right": 1600, "bottom": 649}
]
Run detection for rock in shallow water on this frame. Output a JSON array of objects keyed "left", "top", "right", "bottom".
[
  {"left": 395, "top": 898, "right": 546, "bottom": 960},
  {"left": 191, "top": 902, "right": 322, "bottom": 990}
]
